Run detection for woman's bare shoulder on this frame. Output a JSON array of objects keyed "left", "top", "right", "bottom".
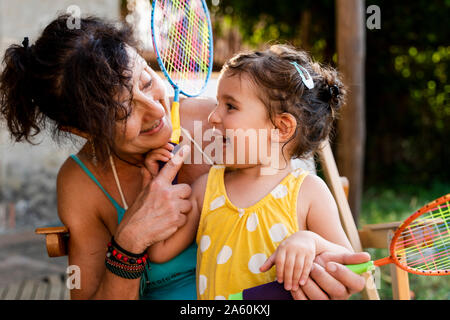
[
  {"left": 57, "top": 156, "right": 92, "bottom": 195},
  {"left": 56, "top": 156, "right": 104, "bottom": 226}
]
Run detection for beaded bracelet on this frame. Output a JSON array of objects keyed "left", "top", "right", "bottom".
[
  {"left": 110, "top": 236, "right": 146, "bottom": 258},
  {"left": 105, "top": 236, "right": 149, "bottom": 279},
  {"left": 106, "top": 255, "right": 146, "bottom": 271},
  {"left": 107, "top": 237, "right": 149, "bottom": 265},
  {"left": 105, "top": 259, "right": 144, "bottom": 279}
]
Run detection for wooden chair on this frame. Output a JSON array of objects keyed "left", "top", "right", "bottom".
[{"left": 35, "top": 139, "right": 411, "bottom": 300}]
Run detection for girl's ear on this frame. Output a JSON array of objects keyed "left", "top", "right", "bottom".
[{"left": 272, "top": 113, "right": 297, "bottom": 143}]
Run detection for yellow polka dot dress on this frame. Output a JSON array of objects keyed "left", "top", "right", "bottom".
[{"left": 196, "top": 165, "right": 309, "bottom": 300}]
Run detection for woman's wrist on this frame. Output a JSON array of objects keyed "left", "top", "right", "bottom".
[
  {"left": 105, "top": 236, "right": 150, "bottom": 280},
  {"left": 114, "top": 226, "right": 148, "bottom": 255}
]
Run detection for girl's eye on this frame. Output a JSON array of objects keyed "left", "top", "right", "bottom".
[{"left": 226, "top": 103, "right": 236, "bottom": 111}]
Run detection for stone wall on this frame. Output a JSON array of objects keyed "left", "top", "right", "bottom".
[{"left": 0, "top": 0, "right": 121, "bottom": 55}]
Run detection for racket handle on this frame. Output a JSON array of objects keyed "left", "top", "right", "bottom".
[
  {"left": 345, "top": 261, "right": 375, "bottom": 274},
  {"left": 170, "top": 101, "right": 181, "bottom": 144},
  {"left": 228, "top": 281, "right": 293, "bottom": 300}
]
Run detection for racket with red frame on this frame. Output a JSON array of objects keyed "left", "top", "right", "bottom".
[{"left": 347, "top": 193, "right": 450, "bottom": 275}]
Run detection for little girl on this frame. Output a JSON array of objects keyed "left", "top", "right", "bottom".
[{"left": 147, "top": 44, "right": 354, "bottom": 299}]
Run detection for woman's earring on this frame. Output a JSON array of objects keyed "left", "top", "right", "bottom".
[{"left": 91, "top": 140, "right": 98, "bottom": 166}]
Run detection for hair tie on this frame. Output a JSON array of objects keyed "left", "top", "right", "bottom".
[
  {"left": 22, "top": 37, "right": 30, "bottom": 50},
  {"left": 290, "top": 61, "right": 314, "bottom": 89},
  {"left": 329, "top": 85, "right": 340, "bottom": 98}
]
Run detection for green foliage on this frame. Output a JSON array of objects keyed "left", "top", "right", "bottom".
[
  {"left": 208, "top": 0, "right": 336, "bottom": 62},
  {"left": 364, "top": 0, "right": 450, "bottom": 187}
]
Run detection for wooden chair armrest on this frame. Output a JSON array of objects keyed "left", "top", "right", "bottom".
[
  {"left": 358, "top": 221, "right": 402, "bottom": 249},
  {"left": 35, "top": 226, "right": 69, "bottom": 257},
  {"left": 35, "top": 226, "right": 69, "bottom": 235}
]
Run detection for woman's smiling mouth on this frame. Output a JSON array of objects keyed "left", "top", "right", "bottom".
[{"left": 140, "top": 119, "right": 164, "bottom": 135}]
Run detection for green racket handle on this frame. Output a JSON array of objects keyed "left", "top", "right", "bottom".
[
  {"left": 228, "top": 292, "right": 243, "bottom": 300},
  {"left": 345, "top": 261, "right": 375, "bottom": 274}
]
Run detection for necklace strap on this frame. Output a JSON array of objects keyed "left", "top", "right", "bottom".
[{"left": 109, "top": 152, "right": 129, "bottom": 210}]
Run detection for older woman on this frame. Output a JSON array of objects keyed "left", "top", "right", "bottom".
[{"left": 0, "top": 14, "right": 369, "bottom": 300}]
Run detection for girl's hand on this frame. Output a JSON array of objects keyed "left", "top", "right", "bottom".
[
  {"left": 259, "top": 231, "right": 317, "bottom": 291},
  {"left": 144, "top": 143, "right": 175, "bottom": 178}
]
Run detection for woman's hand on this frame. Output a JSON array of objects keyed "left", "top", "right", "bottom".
[
  {"left": 114, "top": 145, "right": 192, "bottom": 254},
  {"left": 259, "top": 231, "right": 316, "bottom": 291},
  {"left": 290, "top": 251, "right": 370, "bottom": 300}
]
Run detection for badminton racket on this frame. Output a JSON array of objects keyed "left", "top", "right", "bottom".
[
  {"left": 151, "top": 0, "right": 214, "bottom": 145},
  {"left": 347, "top": 193, "right": 450, "bottom": 275}
]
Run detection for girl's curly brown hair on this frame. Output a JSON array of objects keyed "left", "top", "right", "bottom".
[
  {"left": 0, "top": 14, "right": 137, "bottom": 163},
  {"left": 221, "top": 44, "right": 347, "bottom": 160}
]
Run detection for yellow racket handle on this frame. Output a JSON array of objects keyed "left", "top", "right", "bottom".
[{"left": 170, "top": 100, "right": 181, "bottom": 144}]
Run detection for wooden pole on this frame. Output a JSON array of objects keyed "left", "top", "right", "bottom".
[{"left": 336, "top": 0, "right": 366, "bottom": 225}]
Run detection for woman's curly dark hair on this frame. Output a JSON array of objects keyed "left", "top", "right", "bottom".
[
  {"left": 221, "top": 44, "right": 347, "bottom": 160},
  {"left": 0, "top": 14, "right": 137, "bottom": 163}
]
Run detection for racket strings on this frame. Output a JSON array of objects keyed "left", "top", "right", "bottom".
[
  {"left": 154, "top": 0, "right": 212, "bottom": 95},
  {"left": 394, "top": 200, "right": 450, "bottom": 273}
]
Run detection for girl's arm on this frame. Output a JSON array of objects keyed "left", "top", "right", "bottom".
[
  {"left": 147, "top": 173, "right": 209, "bottom": 263},
  {"left": 301, "top": 174, "right": 353, "bottom": 252}
]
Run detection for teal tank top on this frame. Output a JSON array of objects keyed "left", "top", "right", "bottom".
[{"left": 70, "top": 155, "right": 197, "bottom": 300}]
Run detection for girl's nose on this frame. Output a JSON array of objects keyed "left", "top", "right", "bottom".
[{"left": 208, "top": 104, "right": 221, "bottom": 125}]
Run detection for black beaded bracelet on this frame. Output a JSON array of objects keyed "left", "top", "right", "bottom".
[
  {"left": 105, "top": 236, "right": 150, "bottom": 279},
  {"left": 110, "top": 236, "right": 146, "bottom": 258},
  {"left": 107, "top": 236, "right": 149, "bottom": 265}
]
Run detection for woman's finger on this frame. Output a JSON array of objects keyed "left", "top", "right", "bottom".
[
  {"left": 315, "top": 251, "right": 371, "bottom": 268},
  {"left": 155, "top": 145, "right": 190, "bottom": 184},
  {"left": 301, "top": 275, "right": 329, "bottom": 300},
  {"left": 172, "top": 183, "right": 192, "bottom": 199},
  {"left": 176, "top": 199, "right": 193, "bottom": 214},
  {"left": 301, "top": 279, "right": 329, "bottom": 300},
  {"left": 307, "top": 262, "right": 348, "bottom": 300},
  {"left": 325, "top": 262, "right": 366, "bottom": 296},
  {"left": 290, "top": 287, "right": 308, "bottom": 300}
]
